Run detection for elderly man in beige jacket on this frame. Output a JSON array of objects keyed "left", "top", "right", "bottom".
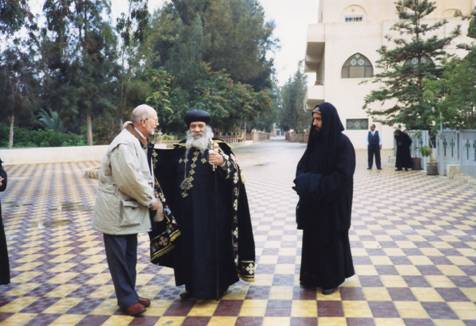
[{"left": 93, "top": 104, "right": 162, "bottom": 316}]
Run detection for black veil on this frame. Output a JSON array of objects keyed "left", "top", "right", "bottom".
[{"left": 297, "top": 102, "right": 345, "bottom": 175}]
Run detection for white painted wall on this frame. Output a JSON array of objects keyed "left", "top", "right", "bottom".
[
  {"left": 306, "top": 0, "right": 475, "bottom": 149},
  {"left": 0, "top": 146, "right": 108, "bottom": 165}
]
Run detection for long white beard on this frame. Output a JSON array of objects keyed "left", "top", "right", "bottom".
[{"left": 185, "top": 125, "right": 214, "bottom": 152}]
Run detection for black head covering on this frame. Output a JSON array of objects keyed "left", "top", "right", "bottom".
[
  {"left": 184, "top": 109, "right": 210, "bottom": 127},
  {"left": 298, "top": 102, "right": 345, "bottom": 175}
]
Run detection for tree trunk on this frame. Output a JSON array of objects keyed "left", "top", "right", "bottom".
[
  {"left": 86, "top": 113, "right": 93, "bottom": 145},
  {"left": 8, "top": 114, "right": 14, "bottom": 149},
  {"left": 118, "top": 1, "right": 132, "bottom": 129}
]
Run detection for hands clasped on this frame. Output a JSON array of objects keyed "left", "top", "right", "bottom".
[
  {"left": 149, "top": 198, "right": 163, "bottom": 211},
  {"left": 293, "top": 173, "right": 322, "bottom": 197},
  {"left": 149, "top": 198, "right": 164, "bottom": 222}
]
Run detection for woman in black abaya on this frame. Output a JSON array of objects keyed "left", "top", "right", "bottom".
[{"left": 293, "top": 102, "right": 355, "bottom": 294}]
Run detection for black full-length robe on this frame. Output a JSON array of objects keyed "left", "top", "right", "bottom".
[
  {"left": 152, "top": 140, "right": 255, "bottom": 299},
  {"left": 295, "top": 102, "right": 355, "bottom": 290},
  {"left": 0, "top": 159, "right": 9, "bottom": 285},
  {"left": 395, "top": 132, "right": 413, "bottom": 169}
]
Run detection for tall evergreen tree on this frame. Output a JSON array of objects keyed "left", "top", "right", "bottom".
[
  {"left": 142, "top": 0, "right": 276, "bottom": 133},
  {"left": 0, "top": 0, "right": 37, "bottom": 148},
  {"left": 364, "top": 0, "right": 459, "bottom": 130},
  {"left": 202, "top": 0, "right": 276, "bottom": 89},
  {"left": 0, "top": 0, "right": 31, "bottom": 33},
  {"left": 423, "top": 8, "right": 476, "bottom": 130},
  {"left": 280, "top": 63, "right": 308, "bottom": 132},
  {"left": 39, "top": 0, "right": 80, "bottom": 137},
  {"left": 72, "top": 0, "right": 119, "bottom": 145},
  {"left": 40, "top": 0, "right": 119, "bottom": 145},
  {"left": 116, "top": 0, "right": 149, "bottom": 126},
  {"left": 248, "top": 79, "right": 280, "bottom": 132}
]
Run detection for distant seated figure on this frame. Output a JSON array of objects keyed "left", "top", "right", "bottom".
[{"left": 394, "top": 129, "right": 412, "bottom": 171}]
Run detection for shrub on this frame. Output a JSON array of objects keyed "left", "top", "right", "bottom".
[
  {"left": 420, "top": 146, "right": 432, "bottom": 157},
  {"left": 0, "top": 124, "right": 86, "bottom": 148}
]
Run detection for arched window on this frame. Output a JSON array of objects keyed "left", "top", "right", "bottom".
[
  {"left": 341, "top": 53, "right": 373, "bottom": 78},
  {"left": 343, "top": 5, "right": 366, "bottom": 23},
  {"left": 404, "top": 55, "right": 434, "bottom": 70}
]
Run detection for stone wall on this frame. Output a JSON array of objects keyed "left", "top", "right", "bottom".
[
  {"left": 437, "top": 129, "right": 476, "bottom": 177},
  {"left": 0, "top": 133, "right": 267, "bottom": 165},
  {"left": 285, "top": 131, "right": 309, "bottom": 143}
]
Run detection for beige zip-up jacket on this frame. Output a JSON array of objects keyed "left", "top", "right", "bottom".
[{"left": 93, "top": 128, "right": 153, "bottom": 235}]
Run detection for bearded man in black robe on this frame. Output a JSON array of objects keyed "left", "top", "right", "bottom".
[
  {"left": 293, "top": 102, "right": 356, "bottom": 295},
  {"left": 152, "top": 109, "right": 255, "bottom": 300}
]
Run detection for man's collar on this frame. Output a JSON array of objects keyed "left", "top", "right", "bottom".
[
  {"left": 124, "top": 123, "right": 148, "bottom": 148},
  {"left": 134, "top": 127, "right": 147, "bottom": 142}
]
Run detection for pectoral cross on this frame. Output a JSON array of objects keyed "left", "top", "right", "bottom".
[
  {"left": 158, "top": 236, "right": 169, "bottom": 247},
  {"left": 245, "top": 263, "right": 254, "bottom": 274},
  {"left": 180, "top": 177, "right": 193, "bottom": 192},
  {"left": 209, "top": 140, "right": 220, "bottom": 172}
]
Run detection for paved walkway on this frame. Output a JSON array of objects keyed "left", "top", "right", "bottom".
[{"left": 0, "top": 140, "right": 475, "bottom": 325}]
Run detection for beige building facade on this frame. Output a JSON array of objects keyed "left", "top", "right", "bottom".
[{"left": 305, "top": 0, "right": 475, "bottom": 149}]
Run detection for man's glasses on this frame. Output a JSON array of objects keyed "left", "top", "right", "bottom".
[{"left": 145, "top": 117, "right": 158, "bottom": 124}]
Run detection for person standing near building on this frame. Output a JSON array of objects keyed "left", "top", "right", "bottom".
[
  {"left": 0, "top": 158, "right": 9, "bottom": 285},
  {"left": 93, "top": 104, "right": 161, "bottom": 316},
  {"left": 367, "top": 124, "right": 382, "bottom": 170},
  {"left": 394, "top": 129, "right": 412, "bottom": 171},
  {"left": 293, "top": 102, "right": 356, "bottom": 295}
]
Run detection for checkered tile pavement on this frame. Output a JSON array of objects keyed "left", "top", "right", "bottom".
[{"left": 0, "top": 141, "right": 475, "bottom": 325}]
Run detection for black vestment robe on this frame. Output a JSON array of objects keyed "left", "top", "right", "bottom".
[
  {"left": 395, "top": 132, "right": 413, "bottom": 169},
  {"left": 0, "top": 159, "right": 9, "bottom": 285},
  {"left": 295, "top": 103, "right": 355, "bottom": 289},
  {"left": 152, "top": 140, "right": 255, "bottom": 299}
]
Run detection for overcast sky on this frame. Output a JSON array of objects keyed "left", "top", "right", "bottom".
[{"left": 258, "top": 0, "right": 318, "bottom": 85}]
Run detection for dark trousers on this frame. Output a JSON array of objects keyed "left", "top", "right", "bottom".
[
  {"left": 103, "top": 233, "right": 139, "bottom": 308},
  {"left": 368, "top": 145, "right": 381, "bottom": 169},
  {"left": 0, "top": 205, "right": 10, "bottom": 285}
]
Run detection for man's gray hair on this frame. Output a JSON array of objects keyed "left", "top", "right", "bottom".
[{"left": 131, "top": 104, "right": 156, "bottom": 123}]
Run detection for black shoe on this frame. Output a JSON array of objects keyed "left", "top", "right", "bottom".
[
  {"left": 180, "top": 291, "right": 193, "bottom": 300},
  {"left": 377, "top": 168, "right": 382, "bottom": 170},
  {"left": 321, "top": 288, "right": 337, "bottom": 295},
  {"left": 367, "top": 167, "right": 372, "bottom": 170},
  {"left": 395, "top": 168, "right": 402, "bottom": 171},
  {"left": 404, "top": 168, "right": 408, "bottom": 171}
]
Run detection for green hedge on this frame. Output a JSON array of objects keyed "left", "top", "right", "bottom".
[{"left": 0, "top": 125, "right": 86, "bottom": 148}]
